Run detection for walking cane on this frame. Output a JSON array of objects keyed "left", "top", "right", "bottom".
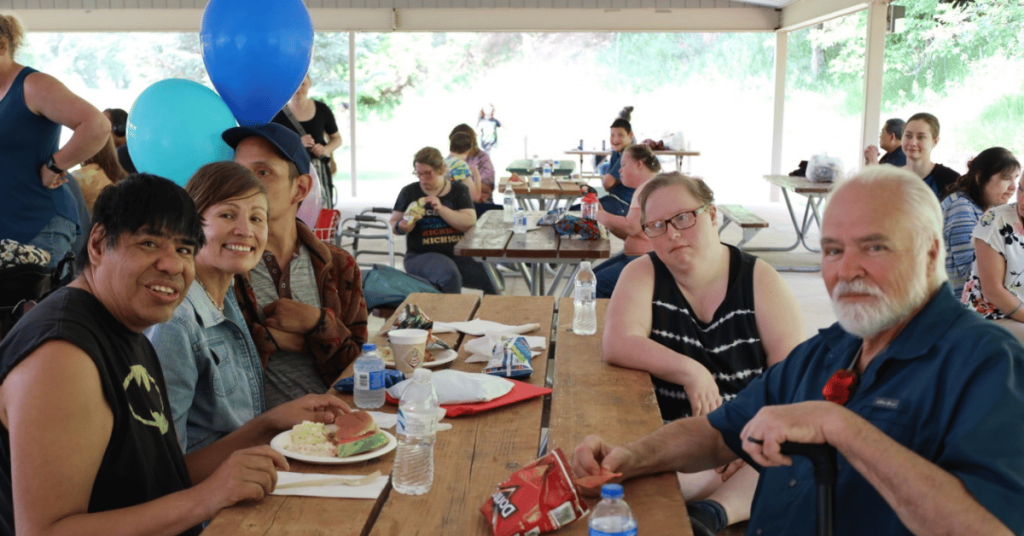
[{"left": 780, "top": 442, "right": 837, "bottom": 536}]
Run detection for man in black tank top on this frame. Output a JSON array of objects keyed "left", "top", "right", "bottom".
[{"left": 0, "top": 175, "right": 288, "bottom": 536}]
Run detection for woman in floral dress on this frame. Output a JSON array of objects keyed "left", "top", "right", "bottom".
[{"left": 962, "top": 168, "right": 1024, "bottom": 341}]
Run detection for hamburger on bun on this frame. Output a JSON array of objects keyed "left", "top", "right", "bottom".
[{"left": 332, "top": 410, "right": 388, "bottom": 457}]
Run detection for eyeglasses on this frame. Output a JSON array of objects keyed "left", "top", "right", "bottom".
[
  {"left": 412, "top": 169, "right": 436, "bottom": 178},
  {"left": 641, "top": 205, "right": 710, "bottom": 237}
]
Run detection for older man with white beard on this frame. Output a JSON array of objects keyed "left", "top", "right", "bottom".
[{"left": 572, "top": 166, "right": 1024, "bottom": 536}]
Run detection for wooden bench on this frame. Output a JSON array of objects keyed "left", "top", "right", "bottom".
[{"left": 718, "top": 204, "right": 769, "bottom": 248}]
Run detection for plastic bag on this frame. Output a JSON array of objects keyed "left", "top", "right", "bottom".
[{"left": 806, "top": 153, "right": 843, "bottom": 183}]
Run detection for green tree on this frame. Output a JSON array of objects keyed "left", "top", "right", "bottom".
[{"left": 786, "top": 0, "right": 1024, "bottom": 108}]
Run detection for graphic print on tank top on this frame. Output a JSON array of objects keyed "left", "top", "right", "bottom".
[{"left": 647, "top": 247, "right": 768, "bottom": 421}]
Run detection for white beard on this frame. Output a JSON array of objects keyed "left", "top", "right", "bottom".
[{"left": 831, "top": 274, "right": 930, "bottom": 339}]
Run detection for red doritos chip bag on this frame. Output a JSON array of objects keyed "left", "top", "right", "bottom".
[{"left": 481, "top": 448, "right": 588, "bottom": 536}]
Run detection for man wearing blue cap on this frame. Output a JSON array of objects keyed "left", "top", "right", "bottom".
[{"left": 223, "top": 123, "right": 368, "bottom": 407}]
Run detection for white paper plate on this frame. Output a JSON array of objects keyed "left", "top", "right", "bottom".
[
  {"left": 382, "top": 348, "right": 458, "bottom": 370},
  {"left": 270, "top": 426, "right": 397, "bottom": 465}
]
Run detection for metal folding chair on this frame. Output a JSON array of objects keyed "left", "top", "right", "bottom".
[{"left": 336, "top": 207, "right": 402, "bottom": 269}]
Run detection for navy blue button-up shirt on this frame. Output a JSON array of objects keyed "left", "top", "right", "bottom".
[{"left": 708, "top": 283, "right": 1024, "bottom": 535}]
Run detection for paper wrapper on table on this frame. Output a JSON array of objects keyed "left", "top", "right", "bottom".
[
  {"left": 404, "top": 197, "right": 427, "bottom": 224},
  {"left": 483, "top": 335, "right": 533, "bottom": 378},
  {"left": 481, "top": 447, "right": 588, "bottom": 536},
  {"left": 386, "top": 369, "right": 513, "bottom": 404}
]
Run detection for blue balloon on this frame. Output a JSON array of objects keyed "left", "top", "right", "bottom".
[
  {"left": 200, "top": 0, "right": 313, "bottom": 126},
  {"left": 127, "top": 79, "right": 238, "bottom": 186}
]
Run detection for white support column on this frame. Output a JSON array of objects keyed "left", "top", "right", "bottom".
[
  {"left": 770, "top": 30, "right": 788, "bottom": 202},
  {"left": 860, "top": 0, "right": 888, "bottom": 170},
  {"left": 349, "top": 30, "right": 358, "bottom": 198}
]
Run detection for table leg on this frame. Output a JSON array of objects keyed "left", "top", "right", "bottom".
[
  {"left": 799, "top": 197, "right": 824, "bottom": 252},
  {"left": 561, "top": 264, "right": 582, "bottom": 298},
  {"left": 517, "top": 263, "right": 534, "bottom": 292},
  {"left": 546, "top": 264, "right": 570, "bottom": 296},
  {"left": 741, "top": 188, "right": 802, "bottom": 253},
  {"left": 483, "top": 262, "right": 505, "bottom": 296}
]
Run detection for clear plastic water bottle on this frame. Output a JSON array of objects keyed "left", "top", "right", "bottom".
[
  {"left": 542, "top": 161, "right": 553, "bottom": 178},
  {"left": 588, "top": 484, "right": 637, "bottom": 536},
  {"left": 503, "top": 188, "right": 517, "bottom": 223},
  {"left": 532, "top": 171, "right": 541, "bottom": 187},
  {"left": 353, "top": 343, "right": 386, "bottom": 408},
  {"left": 573, "top": 261, "right": 597, "bottom": 335},
  {"left": 513, "top": 207, "right": 528, "bottom": 234},
  {"left": 392, "top": 368, "right": 439, "bottom": 495}
]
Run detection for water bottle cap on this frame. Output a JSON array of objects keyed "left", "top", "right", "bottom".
[
  {"left": 600, "top": 483, "right": 623, "bottom": 499},
  {"left": 584, "top": 193, "right": 597, "bottom": 201},
  {"left": 413, "top": 368, "right": 432, "bottom": 380},
  {"left": 580, "top": 261, "right": 591, "bottom": 269},
  {"left": 362, "top": 343, "right": 377, "bottom": 351}
]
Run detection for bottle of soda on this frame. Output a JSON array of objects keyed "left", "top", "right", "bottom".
[
  {"left": 392, "top": 368, "right": 439, "bottom": 495},
  {"left": 582, "top": 193, "right": 599, "bottom": 221},
  {"left": 353, "top": 343, "right": 386, "bottom": 408},
  {"left": 588, "top": 483, "right": 637, "bottom": 536},
  {"left": 573, "top": 261, "right": 597, "bottom": 335}
]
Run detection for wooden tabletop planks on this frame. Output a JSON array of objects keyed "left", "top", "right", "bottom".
[
  {"left": 205, "top": 294, "right": 687, "bottom": 536},
  {"left": 368, "top": 295, "right": 555, "bottom": 535},
  {"left": 453, "top": 210, "right": 513, "bottom": 259},
  {"left": 456, "top": 210, "right": 609, "bottom": 263},
  {"left": 204, "top": 293, "right": 481, "bottom": 536},
  {"left": 548, "top": 297, "right": 692, "bottom": 536}
]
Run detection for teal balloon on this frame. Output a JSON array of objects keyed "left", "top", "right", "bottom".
[
  {"left": 127, "top": 79, "right": 237, "bottom": 186},
  {"left": 201, "top": 0, "right": 313, "bottom": 126}
]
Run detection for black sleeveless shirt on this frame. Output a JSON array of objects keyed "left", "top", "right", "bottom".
[
  {"left": 648, "top": 246, "right": 768, "bottom": 422},
  {"left": 0, "top": 288, "right": 201, "bottom": 536}
]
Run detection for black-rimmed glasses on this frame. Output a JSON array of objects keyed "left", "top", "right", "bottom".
[{"left": 641, "top": 204, "right": 710, "bottom": 237}]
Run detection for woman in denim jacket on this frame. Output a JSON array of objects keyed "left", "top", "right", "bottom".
[{"left": 147, "top": 162, "right": 345, "bottom": 456}]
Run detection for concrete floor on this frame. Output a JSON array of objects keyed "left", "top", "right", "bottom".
[{"left": 336, "top": 198, "right": 837, "bottom": 338}]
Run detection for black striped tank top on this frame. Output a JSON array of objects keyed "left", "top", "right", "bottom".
[{"left": 648, "top": 246, "right": 767, "bottom": 422}]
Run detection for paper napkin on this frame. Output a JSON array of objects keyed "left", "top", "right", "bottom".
[{"left": 271, "top": 472, "right": 388, "bottom": 498}]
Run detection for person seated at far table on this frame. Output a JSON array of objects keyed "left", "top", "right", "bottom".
[
  {"left": 864, "top": 118, "right": 906, "bottom": 167},
  {"left": 962, "top": 167, "right": 1024, "bottom": 342},
  {"left": 391, "top": 147, "right": 498, "bottom": 295},
  {"left": 146, "top": 162, "right": 347, "bottom": 458},
  {"left": 901, "top": 112, "right": 960, "bottom": 199},
  {"left": 593, "top": 144, "right": 661, "bottom": 298},
  {"left": 599, "top": 118, "right": 636, "bottom": 216},
  {"left": 941, "top": 147, "right": 1019, "bottom": 297},
  {"left": 446, "top": 132, "right": 482, "bottom": 204},
  {"left": 574, "top": 166, "right": 1024, "bottom": 536},
  {"left": 602, "top": 172, "right": 806, "bottom": 535},
  {"left": 0, "top": 174, "right": 293, "bottom": 536},
  {"left": 225, "top": 123, "right": 369, "bottom": 409},
  {"left": 450, "top": 123, "right": 496, "bottom": 202}
]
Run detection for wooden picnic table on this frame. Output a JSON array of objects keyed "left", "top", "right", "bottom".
[
  {"left": 548, "top": 297, "right": 692, "bottom": 535},
  {"left": 203, "top": 293, "right": 480, "bottom": 536},
  {"left": 204, "top": 293, "right": 691, "bottom": 535},
  {"left": 498, "top": 175, "right": 587, "bottom": 211},
  {"left": 564, "top": 148, "right": 700, "bottom": 175},
  {"left": 455, "top": 209, "right": 610, "bottom": 296},
  {"left": 753, "top": 175, "right": 833, "bottom": 272},
  {"left": 369, "top": 294, "right": 554, "bottom": 535}
]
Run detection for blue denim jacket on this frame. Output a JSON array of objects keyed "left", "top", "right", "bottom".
[{"left": 146, "top": 283, "right": 266, "bottom": 453}]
